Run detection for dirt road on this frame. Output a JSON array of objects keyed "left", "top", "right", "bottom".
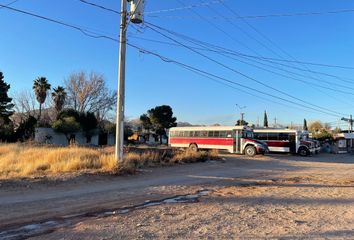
[{"left": 1, "top": 153, "right": 354, "bottom": 239}]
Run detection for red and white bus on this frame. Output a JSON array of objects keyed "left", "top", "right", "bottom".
[
  {"left": 253, "top": 128, "right": 315, "bottom": 156},
  {"left": 168, "top": 126, "right": 268, "bottom": 156}
]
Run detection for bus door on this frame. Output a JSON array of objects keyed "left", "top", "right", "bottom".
[
  {"left": 289, "top": 133, "right": 296, "bottom": 153},
  {"left": 234, "top": 130, "right": 241, "bottom": 153}
]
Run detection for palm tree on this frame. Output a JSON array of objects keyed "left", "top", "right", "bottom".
[
  {"left": 33, "top": 77, "right": 51, "bottom": 121},
  {"left": 52, "top": 86, "right": 67, "bottom": 114}
]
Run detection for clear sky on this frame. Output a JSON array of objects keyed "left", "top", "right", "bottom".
[{"left": 1, "top": 0, "right": 354, "bottom": 129}]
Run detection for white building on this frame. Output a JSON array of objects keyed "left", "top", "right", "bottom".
[
  {"left": 34, "top": 128, "right": 114, "bottom": 146},
  {"left": 333, "top": 133, "right": 354, "bottom": 154}
]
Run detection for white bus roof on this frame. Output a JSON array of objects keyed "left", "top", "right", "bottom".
[
  {"left": 170, "top": 126, "right": 252, "bottom": 131},
  {"left": 254, "top": 128, "right": 300, "bottom": 133}
]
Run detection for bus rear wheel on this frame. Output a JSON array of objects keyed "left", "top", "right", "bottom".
[
  {"left": 245, "top": 145, "right": 256, "bottom": 157},
  {"left": 189, "top": 143, "right": 198, "bottom": 152}
]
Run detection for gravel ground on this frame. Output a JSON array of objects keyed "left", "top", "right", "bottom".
[{"left": 24, "top": 153, "right": 354, "bottom": 239}]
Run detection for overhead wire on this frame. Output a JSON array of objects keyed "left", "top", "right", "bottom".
[
  {"left": 143, "top": 21, "right": 348, "bottom": 117},
  {"left": 218, "top": 1, "right": 353, "bottom": 88},
  {"left": 142, "top": 34, "right": 354, "bottom": 108},
  {"left": 175, "top": 0, "right": 354, "bottom": 107},
  {"left": 77, "top": 0, "right": 121, "bottom": 14},
  {"left": 137, "top": 21, "right": 354, "bottom": 106},
  {"left": 145, "top": 0, "right": 226, "bottom": 14},
  {"left": 147, "top": 8, "right": 354, "bottom": 20},
  {"left": 76, "top": 0, "right": 354, "bottom": 70},
  {"left": 0, "top": 4, "right": 119, "bottom": 42},
  {"left": 207, "top": 0, "right": 354, "bottom": 103},
  {"left": 0, "top": 0, "right": 19, "bottom": 9},
  {"left": 3, "top": 0, "right": 351, "bottom": 119},
  {"left": 127, "top": 42, "right": 343, "bottom": 118}
]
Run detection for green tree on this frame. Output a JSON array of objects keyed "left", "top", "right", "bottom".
[
  {"left": 236, "top": 119, "right": 248, "bottom": 126},
  {"left": 33, "top": 77, "right": 51, "bottom": 121},
  {"left": 147, "top": 105, "right": 177, "bottom": 144},
  {"left": 303, "top": 119, "right": 308, "bottom": 131},
  {"left": 56, "top": 108, "right": 80, "bottom": 120},
  {"left": 140, "top": 114, "right": 152, "bottom": 132},
  {"left": 52, "top": 86, "right": 67, "bottom": 114},
  {"left": 139, "top": 113, "right": 152, "bottom": 143},
  {"left": 52, "top": 117, "right": 80, "bottom": 144},
  {"left": 0, "top": 117, "right": 14, "bottom": 142},
  {"left": 0, "top": 72, "right": 14, "bottom": 123},
  {"left": 15, "top": 116, "right": 37, "bottom": 141},
  {"left": 78, "top": 112, "right": 98, "bottom": 143},
  {"left": 263, "top": 111, "right": 268, "bottom": 128}
]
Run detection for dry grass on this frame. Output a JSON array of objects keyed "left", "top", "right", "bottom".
[
  {"left": 0, "top": 143, "right": 118, "bottom": 180},
  {"left": 0, "top": 144, "right": 219, "bottom": 180}
]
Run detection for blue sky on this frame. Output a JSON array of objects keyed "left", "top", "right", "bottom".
[{"left": 1, "top": 0, "right": 354, "bottom": 129}]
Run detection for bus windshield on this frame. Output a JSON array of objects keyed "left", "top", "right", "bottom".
[{"left": 242, "top": 130, "right": 254, "bottom": 139}]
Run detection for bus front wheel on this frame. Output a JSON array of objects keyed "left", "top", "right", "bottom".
[
  {"left": 189, "top": 143, "right": 198, "bottom": 152},
  {"left": 245, "top": 145, "right": 256, "bottom": 157},
  {"left": 298, "top": 147, "right": 309, "bottom": 156}
]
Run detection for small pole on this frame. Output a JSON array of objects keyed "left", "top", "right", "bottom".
[
  {"left": 236, "top": 104, "right": 246, "bottom": 126},
  {"left": 240, "top": 112, "right": 245, "bottom": 126},
  {"left": 115, "top": 0, "right": 127, "bottom": 163},
  {"left": 350, "top": 115, "right": 353, "bottom": 133}
]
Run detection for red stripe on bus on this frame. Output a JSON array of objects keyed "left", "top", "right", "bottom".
[
  {"left": 170, "top": 138, "right": 233, "bottom": 146},
  {"left": 263, "top": 141, "right": 290, "bottom": 147}
]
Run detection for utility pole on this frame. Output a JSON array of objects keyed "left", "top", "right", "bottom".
[
  {"left": 240, "top": 113, "right": 245, "bottom": 126},
  {"left": 236, "top": 104, "right": 246, "bottom": 126},
  {"left": 115, "top": 0, "right": 144, "bottom": 163},
  {"left": 274, "top": 117, "right": 277, "bottom": 127},
  {"left": 341, "top": 115, "right": 353, "bottom": 133},
  {"left": 115, "top": 0, "right": 127, "bottom": 163}
]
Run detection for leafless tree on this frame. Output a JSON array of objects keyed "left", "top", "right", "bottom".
[
  {"left": 64, "top": 71, "right": 116, "bottom": 121},
  {"left": 13, "top": 90, "right": 37, "bottom": 118},
  {"left": 12, "top": 90, "right": 54, "bottom": 126}
]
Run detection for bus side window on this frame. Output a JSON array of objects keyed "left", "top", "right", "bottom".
[
  {"left": 226, "top": 131, "right": 232, "bottom": 138},
  {"left": 208, "top": 131, "right": 214, "bottom": 137},
  {"left": 279, "top": 133, "right": 289, "bottom": 141},
  {"left": 219, "top": 131, "right": 227, "bottom": 138},
  {"left": 267, "top": 133, "right": 279, "bottom": 140},
  {"left": 170, "top": 132, "right": 175, "bottom": 137},
  {"left": 194, "top": 131, "right": 200, "bottom": 137},
  {"left": 214, "top": 131, "right": 220, "bottom": 138},
  {"left": 200, "top": 131, "right": 207, "bottom": 137}
]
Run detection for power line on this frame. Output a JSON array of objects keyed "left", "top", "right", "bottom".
[
  {"left": 174, "top": 1, "right": 354, "bottom": 105},
  {"left": 0, "top": 0, "right": 19, "bottom": 9},
  {"left": 147, "top": 8, "right": 354, "bottom": 19},
  {"left": 77, "top": 0, "right": 354, "bottom": 71},
  {"left": 136, "top": 25, "right": 354, "bottom": 107},
  {"left": 133, "top": 26, "right": 354, "bottom": 93},
  {"left": 144, "top": 22, "right": 348, "bottom": 117},
  {"left": 0, "top": 4, "right": 119, "bottom": 42},
  {"left": 205, "top": 0, "right": 354, "bottom": 101},
  {"left": 127, "top": 42, "right": 342, "bottom": 118},
  {"left": 218, "top": 0, "right": 354, "bottom": 94},
  {"left": 230, "top": 53, "right": 354, "bottom": 70},
  {"left": 77, "top": 0, "right": 120, "bottom": 14},
  {"left": 175, "top": 0, "right": 260, "bottom": 56},
  {"left": 145, "top": 0, "right": 226, "bottom": 14}
]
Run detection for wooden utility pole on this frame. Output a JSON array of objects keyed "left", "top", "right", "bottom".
[{"left": 115, "top": 0, "right": 127, "bottom": 163}]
